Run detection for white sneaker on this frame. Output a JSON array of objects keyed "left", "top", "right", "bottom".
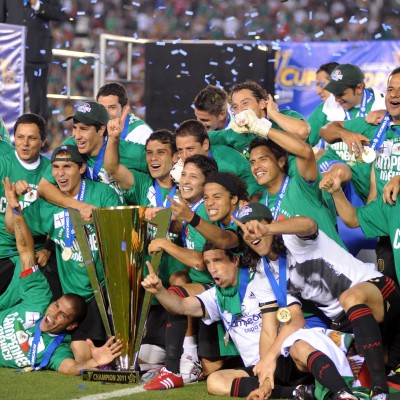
[{"left": 179, "top": 354, "right": 202, "bottom": 383}]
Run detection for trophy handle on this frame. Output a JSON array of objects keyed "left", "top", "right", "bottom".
[
  {"left": 69, "top": 208, "right": 113, "bottom": 337},
  {"left": 132, "top": 207, "right": 172, "bottom": 369}
]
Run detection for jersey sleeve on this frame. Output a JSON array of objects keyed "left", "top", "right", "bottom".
[
  {"left": 356, "top": 198, "right": 389, "bottom": 238},
  {"left": 118, "top": 140, "right": 149, "bottom": 173}
]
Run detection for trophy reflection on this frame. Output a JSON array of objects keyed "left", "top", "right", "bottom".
[{"left": 70, "top": 206, "right": 171, "bottom": 383}]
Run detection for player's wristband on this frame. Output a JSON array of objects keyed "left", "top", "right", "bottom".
[{"left": 188, "top": 213, "right": 201, "bottom": 228}]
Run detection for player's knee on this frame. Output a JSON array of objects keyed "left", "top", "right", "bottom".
[
  {"left": 339, "top": 286, "right": 364, "bottom": 311},
  {"left": 207, "top": 370, "right": 230, "bottom": 396}
]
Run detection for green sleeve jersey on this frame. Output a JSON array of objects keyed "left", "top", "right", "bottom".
[
  {"left": 0, "top": 154, "right": 50, "bottom": 258},
  {"left": 23, "top": 180, "right": 122, "bottom": 301},
  {"left": 259, "top": 170, "right": 345, "bottom": 248},
  {"left": 0, "top": 269, "right": 73, "bottom": 370},
  {"left": 307, "top": 103, "right": 328, "bottom": 148},
  {"left": 183, "top": 203, "right": 214, "bottom": 284},
  {"left": 0, "top": 118, "right": 11, "bottom": 144},
  {"left": 210, "top": 144, "right": 263, "bottom": 197},
  {"left": 0, "top": 140, "right": 14, "bottom": 156},
  {"left": 124, "top": 113, "right": 153, "bottom": 145},
  {"left": 357, "top": 198, "right": 400, "bottom": 278}
]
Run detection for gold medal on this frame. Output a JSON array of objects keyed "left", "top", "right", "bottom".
[
  {"left": 277, "top": 307, "right": 291, "bottom": 323},
  {"left": 223, "top": 331, "right": 230, "bottom": 346},
  {"left": 361, "top": 146, "right": 376, "bottom": 163},
  {"left": 62, "top": 247, "right": 73, "bottom": 261}
]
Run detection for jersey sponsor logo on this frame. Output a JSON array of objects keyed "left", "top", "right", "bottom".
[{"left": 54, "top": 211, "right": 65, "bottom": 229}]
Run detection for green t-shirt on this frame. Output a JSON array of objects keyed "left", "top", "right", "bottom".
[
  {"left": 124, "top": 113, "right": 153, "bottom": 145},
  {"left": 259, "top": 170, "right": 345, "bottom": 248},
  {"left": 125, "top": 170, "right": 187, "bottom": 289},
  {"left": 0, "top": 118, "right": 11, "bottom": 144},
  {"left": 357, "top": 197, "right": 400, "bottom": 278},
  {"left": 209, "top": 109, "right": 305, "bottom": 159},
  {"left": 182, "top": 203, "right": 214, "bottom": 284},
  {"left": 0, "top": 270, "right": 73, "bottom": 371},
  {"left": 210, "top": 144, "right": 263, "bottom": 197},
  {"left": 0, "top": 153, "right": 50, "bottom": 259},
  {"left": 338, "top": 117, "right": 400, "bottom": 196},
  {"left": 0, "top": 140, "right": 13, "bottom": 156},
  {"left": 43, "top": 136, "right": 149, "bottom": 202},
  {"left": 23, "top": 179, "right": 122, "bottom": 301}
]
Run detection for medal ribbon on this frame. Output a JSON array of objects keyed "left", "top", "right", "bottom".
[
  {"left": 369, "top": 112, "right": 392, "bottom": 151},
  {"left": 119, "top": 115, "right": 130, "bottom": 140},
  {"left": 181, "top": 198, "right": 204, "bottom": 247},
  {"left": 344, "top": 89, "right": 371, "bottom": 120},
  {"left": 30, "top": 318, "right": 66, "bottom": 370},
  {"left": 262, "top": 254, "right": 288, "bottom": 308},
  {"left": 265, "top": 175, "right": 290, "bottom": 221},
  {"left": 214, "top": 268, "right": 251, "bottom": 335},
  {"left": 64, "top": 180, "right": 87, "bottom": 248},
  {"left": 85, "top": 138, "right": 107, "bottom": 180},
  {"left": 154, "top": 180, "right": 177, "bottom": 208}
]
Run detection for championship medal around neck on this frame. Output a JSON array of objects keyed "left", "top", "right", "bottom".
[
  {"left": 62, "top": 247, "right": 73, "bottom": 261},
  {"left": 361, "top": 146, "right": 376, "bottom": 163},
  {"left": 224, "top": 331, "right": 230, "bottom": 346},
  {"left": 277, "top": 307, "right": 291, "bottom": 323}
]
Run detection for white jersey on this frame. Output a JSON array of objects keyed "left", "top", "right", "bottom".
[
  {"left": 196, "top": 268, "right": 299, "bottom": 366},
  {"left": 265, "top": 230, "right": 380, "bottom": 319}
]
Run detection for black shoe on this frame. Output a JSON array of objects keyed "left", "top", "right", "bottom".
[
  {"left": 292, "top": 384, "right": 315, "bottom": 400},
  {"left": 332, "top": 390, "right": 358, "bottom": 400},
  {"left": 370, "top": 387, "right": 389, "bottom": 400}
]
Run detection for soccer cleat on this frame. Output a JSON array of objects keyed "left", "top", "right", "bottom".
[
  {"left": 140, "top": 367, "right": 162, "bottom": 383},
  {"left": 179, "top": 354, "right": 202, "bottom": 383},
  {"left": 143, "top": 367, "right": 183, "bottom": 390},
  {"left": 332, "top": 390, "right": 358, "bottom": 400},
  {"left": 292, "top": 384, "right": 315, "bottom": 400},
  {"left": 370, "top": 387, "right": 389, "bottom": 400}
]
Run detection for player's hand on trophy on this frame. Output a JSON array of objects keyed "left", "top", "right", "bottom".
[
  {"left": 145, "top": 206, "right": 163, "bottom": 222},
  {"left": 148, "top": 238, "right": 167, "bottom": 255},
  {"left": 78, "top": 203, "right": 96, "bottom": 222},
  {"left": 107, "top": 104, "right": 130, "bottom": 140},
  {"left": 229, "top": 109, "right": 272, "bottom": 138},
  {"left": 89, "top": 336, "right": 122, "bottom": 367},
  {"left": 142, "top": 261, "right": 163, "bottom": 293},
  {"left": 2, "top": 177, "right": 21, "bottom": 211}
]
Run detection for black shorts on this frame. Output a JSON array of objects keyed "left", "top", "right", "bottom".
[
  {"left": 141, "top": 305, "right": 168, "bottom": 348},
  {"left": 198, "top": 320, "right": 221, "bottom": 359},
  {"left": 71, "top": 296, "right": 107, "bottom": 343},
  {"left": 239, "top": 355, "right": 312, "bottom": 387}
]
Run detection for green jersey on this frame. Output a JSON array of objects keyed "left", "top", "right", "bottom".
[
  {"left": 182, "top": 203, "right": 214, "bottom": 284},
  {"left": 0, "top": 153, "right": 50, "bottom": 259},
  {"left": 0, "top": 141, "right": 13, "bottom": 156},
  {"left": 123, "top": 113, "right": 153, "bottom": 144},
  {"left": 0, "top": 269, "right": 73, "bottom": 371},
  {"left": 23, "top": 179, "right": 122, "bottom": 301},
  {"left": 357, "top": 198, "right": 400, "bottom": 278},
  {"left": 42, "top": 136, "right": 149, "bottom": 202},
  {"left": 0, "top": 118, "right": 11, "bottom": 144},
  {"left": 209, "top": 144, "right": 263, "bottom": 197},
  {"left": 259, "top": 170, "right": 345, "bottom": 248},
  {"left": 340, "top": 117, "right": 400, "bottom": 196},
  {"left": 125, "top": 170, "right": 187, "bottom": 289}
]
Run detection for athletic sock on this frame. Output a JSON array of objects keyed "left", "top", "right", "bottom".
[
  {"left": 346, "top": 304, "right": 388, "bottom": 392},
  {"left": 307, "top": 350, "right": 350, "bottom": 394},
  {"left": 182, "top": 335, "right": 198, "bottom": 361},
  {"left": 165, "top": 312, "right": 187, "bottom": 374},
  {"left": 230, "top": 376, "right": 259, "bottom": 397}
]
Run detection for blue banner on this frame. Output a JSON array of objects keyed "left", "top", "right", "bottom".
[
  {"left": 275, "top": 41, "right": 400, "bottom": 118},
  {"left": 0, "top": 23, "right": 25, "bottom": 137}
]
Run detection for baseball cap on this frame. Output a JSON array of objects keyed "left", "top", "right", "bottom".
[
  {"left": 236, "top": 202, "right": 273, "bottom": 225},
  {"left": 65, "top": 101, "right": 109, "bottom": 126},
  {"left": 51, "top": 144, "right": 86, "bottom": 164},
  {"left": 324, "top": 64, "right": 365, "bottom": 96}
]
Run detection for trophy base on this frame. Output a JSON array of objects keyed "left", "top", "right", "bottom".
[{"left": 82, "top": 369, "right": 140, "bottom": 384}]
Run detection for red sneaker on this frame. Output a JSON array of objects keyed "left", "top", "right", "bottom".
[{"left": 143, "top": 367, "right": 184, "bottom": 390}]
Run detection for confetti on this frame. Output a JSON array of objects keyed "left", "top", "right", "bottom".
[{"left": 314, "top": 31, "right": 324, "bottom": 38}]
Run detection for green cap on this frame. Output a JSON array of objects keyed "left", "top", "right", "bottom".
[
  {"left": 65, "top": 101, "right": 109, "bottom": 126},
  {"left": 324, "top": 64, "right": 365, "bottom": 96},
  {"left": 51, "top": 145, "right": 86, "bottom": 164},
  {"left": 236, "top": 202, "right": 273, "bottom": 225}
]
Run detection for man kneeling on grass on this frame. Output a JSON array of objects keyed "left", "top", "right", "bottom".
[{"left": 0, "top": 178, "right": 122, "bottom": 374}]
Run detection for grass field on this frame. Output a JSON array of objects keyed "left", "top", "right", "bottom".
[{"left": 0, "top": 368, "right": 232, "bottom": 400}]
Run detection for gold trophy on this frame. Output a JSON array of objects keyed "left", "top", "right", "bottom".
[{"left": 70, "top": 206, "right": 171, "bottom": 384}]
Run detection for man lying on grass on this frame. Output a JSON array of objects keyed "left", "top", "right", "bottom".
[{"left": 0, "top": 178, "right": 122, "bottom": 374}]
